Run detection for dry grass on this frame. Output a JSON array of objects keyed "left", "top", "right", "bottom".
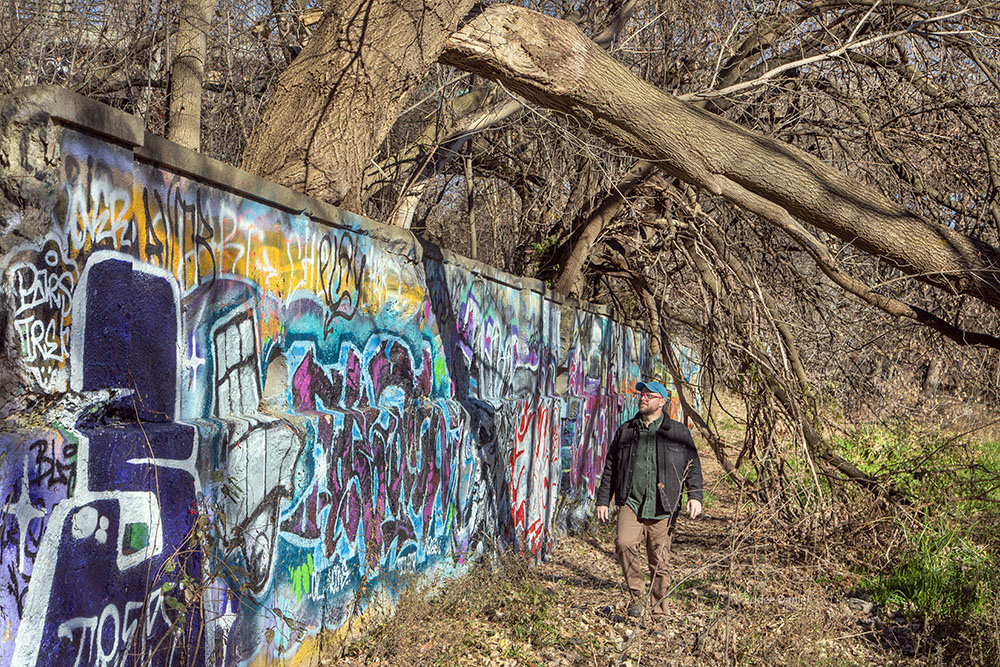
[
  {"left": 323, "top": 454, "right": 960, "bottom": 666},
  {"left": 323, "top": 402, "right": 1000, "bottom": 667}
]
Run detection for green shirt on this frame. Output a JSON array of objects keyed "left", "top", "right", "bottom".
[{"left": 626, "top": 415, "right": 668, "bottom": 519}]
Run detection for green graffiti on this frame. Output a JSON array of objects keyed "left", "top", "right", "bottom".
[
  {"left": 122, "top": 522, "right": 150, "bottom": 555},
  {"left": 288, "top": 553, "right": 314, "bottom": 602}
]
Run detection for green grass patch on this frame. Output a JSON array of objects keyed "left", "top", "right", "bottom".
[
  {"left": 860, "top": 522, "right": 1000, "bottom": 620},
  {"left": 839, "top": 422, "right": 1000, "bottom": 625},
  {"left": 838, "top": 423, "right": 1000, "bottom": 518}
]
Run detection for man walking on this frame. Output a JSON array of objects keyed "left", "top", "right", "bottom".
[{"left": 596, "top": 380, "right": 703, "bottom": 620}]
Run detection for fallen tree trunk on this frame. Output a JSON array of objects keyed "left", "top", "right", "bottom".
[{"left": 441, "top": 5, "right": 1000, "bottom": 312}]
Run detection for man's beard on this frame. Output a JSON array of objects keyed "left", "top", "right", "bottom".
[{"left": 638, "top": 402, "right": 660, "bottom": 416}]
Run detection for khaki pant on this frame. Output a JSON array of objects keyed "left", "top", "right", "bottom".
[{"left": 615, "top": 505, "right": 677, "bottom": 618}]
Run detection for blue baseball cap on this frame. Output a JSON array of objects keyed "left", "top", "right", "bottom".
[{"left": 635, "top": 380, "right": 670, "bottom": 398}]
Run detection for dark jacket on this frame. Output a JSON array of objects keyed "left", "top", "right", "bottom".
[{"left": 595, "top": 414, "right": 703, "bottom": 513}]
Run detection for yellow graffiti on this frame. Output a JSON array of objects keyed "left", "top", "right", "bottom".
[
  {"left": 56, "top": 163, "right": 434, "bottom": 323},
  {"left": 244, "top": 606, "right": 383, "bottom": 667}
]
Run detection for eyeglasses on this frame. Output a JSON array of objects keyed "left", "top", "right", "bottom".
[{"left": 639, "top": 391, "right": 664, "bottom": 399}]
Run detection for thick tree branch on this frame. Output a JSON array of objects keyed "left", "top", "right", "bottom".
[
  {"left": 553, "top": 161, "right": 654, "bottom": 296},
  {"left": 440, "top": 5, "right": 1000, "bottom": 312},
  {"left": 718, "top": 176, "right": 1000, "bottom": 349},
  {"left": 242, "top": 0, "right": 476, "bottom": 209},
  {"left": 377, "top": 0, "right": 643, "bottom": 226}
]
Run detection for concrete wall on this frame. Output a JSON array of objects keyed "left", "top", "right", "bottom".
[{"left": 0, "top": 86, "right": 700, "bottom": 666}]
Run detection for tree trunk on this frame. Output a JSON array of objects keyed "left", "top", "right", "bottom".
[
  {"left": 368, "top": 0, "right": 640, "bottom": 225},
  {"left": 440, "top": 5, "right": 1000, "bottom": 312},
  {"left": 166, "top": 0, "right": 216, "bottom": 151},
  {"left": 241, "top": 0, "right": 476, "bottom": 211},
  {"left": 554, "top": 161, "right": 653, "bottom": 296},
  {"left": 464, "top": 140, "right": 477, "bottom": 259}
]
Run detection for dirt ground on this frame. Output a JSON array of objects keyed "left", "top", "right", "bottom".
[{"left": 336, "top": 454, "right": 946, "bottom": 666}]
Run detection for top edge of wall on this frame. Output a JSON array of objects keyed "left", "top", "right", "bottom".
[
  {"left": 1, "top": 85, "right": 147, "bottom": 147},
  {"left": 1, "top": 86, "right": 618, "bottom": 321}
]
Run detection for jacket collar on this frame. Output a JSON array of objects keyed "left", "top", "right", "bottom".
[{"left": 630, "top": 412, "right": 672, "bottom": 433}]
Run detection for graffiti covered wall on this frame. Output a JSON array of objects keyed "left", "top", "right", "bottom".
[{"left": 0, "top": 87, "right": 699, "bottom": 666}]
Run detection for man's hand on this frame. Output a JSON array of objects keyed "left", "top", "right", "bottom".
[
  {"left": 687, "top": 499, "right": 702, "bottom": 519},
  {"left": 596, "top": 504, "right": 610, "bottom": 523}
]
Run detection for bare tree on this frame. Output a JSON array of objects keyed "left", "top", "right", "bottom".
[
  {"left": 167, "top": 0, "right": 217, "bottom": 149},
  {"left": 6, "top": 0, "right": 1000, "bottom": 503},
  {"left": 239, "top": 0, "right": 477, "bottom": 211}
]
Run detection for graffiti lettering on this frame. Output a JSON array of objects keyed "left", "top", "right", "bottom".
[
  {"left": 56, "top": 588, "right": 177, "bottom": 667},
  {"left": 0, "top": 118, "right": 698, "bottom": 667},
  {"left": 10, "top": 262, "right": 73, "bottom": 319},
  {"left": 318, "top": 233, "right": 367, "bottom": 334},
  {"left": 63, "top": 155, "right": 136, "bottom": 255},
  {"left": 28, "top": 437, "right": 75, "bottom": 491}
]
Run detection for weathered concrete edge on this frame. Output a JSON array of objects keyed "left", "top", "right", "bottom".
[
  {"left": 3, "top": 85, "right": 615, "bottom": 317},
  {"left": 3, "top": 85, "right": 146, "bottom": 148}
]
